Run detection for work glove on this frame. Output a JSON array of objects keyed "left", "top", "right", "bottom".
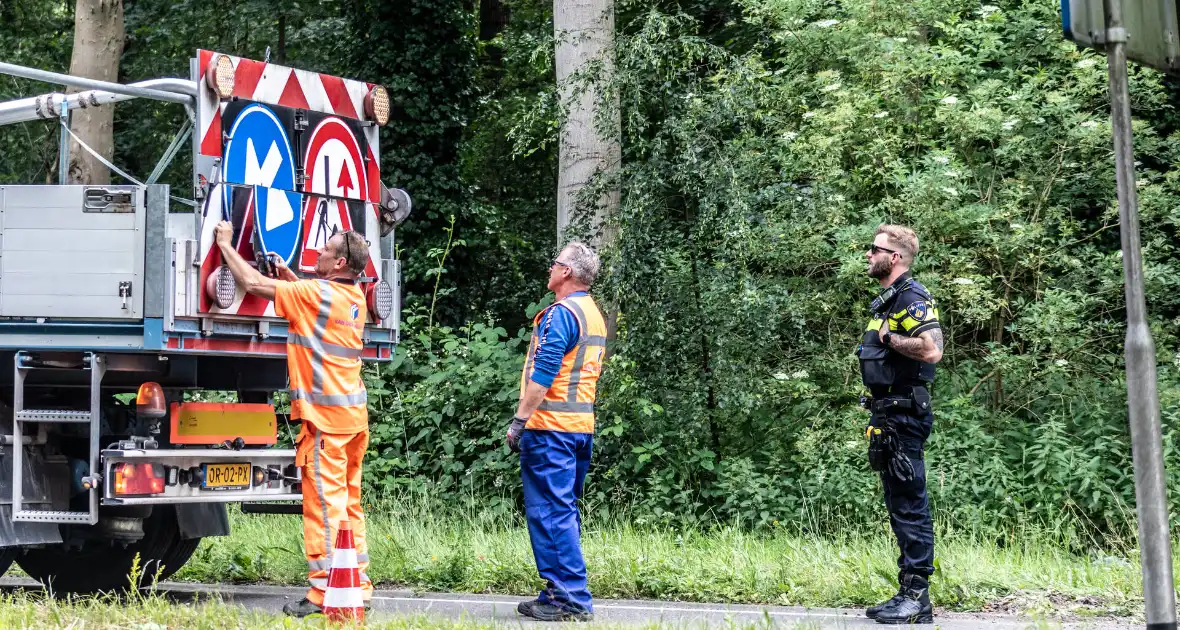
[
  {"left": 888, "top": 449, "right": 915, "bottom": 482},
  {"left": 506, "top": 416, "right": 527, "bottom": 453}
]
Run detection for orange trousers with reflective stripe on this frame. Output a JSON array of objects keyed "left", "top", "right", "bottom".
[{"left": 295, "top": 423, "right": 372, "bottom": 605}]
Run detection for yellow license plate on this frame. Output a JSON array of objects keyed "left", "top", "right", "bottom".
[{"left": 202, "top": 463, "right": 251, "bottom": 490}]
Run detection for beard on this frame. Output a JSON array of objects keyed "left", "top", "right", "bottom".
[{"left": 868, "top": 257, "right": 893, "bottom": 279}]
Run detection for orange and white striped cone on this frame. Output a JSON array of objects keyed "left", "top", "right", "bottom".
[{"left": 322, "top": 519, "right": 365, "bottom": 623}]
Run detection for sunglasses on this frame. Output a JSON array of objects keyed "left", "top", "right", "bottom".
[
  {"left": 331, "top": 226, "right": 371, "bottom": 271},
  {"left": 868, "top": 244, "right": 897, "bottom": 255},
  {"left": 552, "top": 259, "right": 570, "bottom": 269}
]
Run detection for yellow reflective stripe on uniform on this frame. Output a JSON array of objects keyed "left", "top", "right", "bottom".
[
  {"left": 899, "top": 316, "right": 919, "bottom": 332},
  {"left": 311, "top": 281, "right": 334, "bottom": 395},
  {"left": 312, "top": 429, "right": 331, "bottom": 564},
  {"left": 288, "top": 333, "right": 365, "bottom": 359},
  {"left": 537, "top": 401, "right": 595, "bottom": 413},
  {"left": 291, "top": 389, "right": 368, "bottom": 406}
]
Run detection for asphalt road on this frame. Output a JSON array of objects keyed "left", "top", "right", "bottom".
[{"left": 0, "top": 577, "right": 1137, "bottom": 629}]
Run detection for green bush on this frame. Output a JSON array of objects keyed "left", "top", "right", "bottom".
[{"left": 363, "top": 0, "right": 1180, "bottom": 549}]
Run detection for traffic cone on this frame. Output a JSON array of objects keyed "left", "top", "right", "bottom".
[{"left": 322, "top": 519, "right": 365, "bottom": 623}]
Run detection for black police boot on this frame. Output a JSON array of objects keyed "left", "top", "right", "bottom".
[
  {"left": 865, "top": 573, "right": 906, "bottom": 619},
  {"left": 874, "top": 573, "right": 933, "bottom": 625}
]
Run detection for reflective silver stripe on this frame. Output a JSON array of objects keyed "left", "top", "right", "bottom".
[
  {"left": 313, "top": 431, "right": 332, "bottom": 571},
  {"left": 562, "top": 299, "right": 589, "bottom": 344},
  {"left": 536, "top": 401, "right": 595, "bottom": 413},
  {"left": 308, "top": 558, "right": 332, "bottom": 572},
  {"left": 288, "top": 333, "right": 364, "bottom": 359},
  {"left": 582, "top": 335, "right": 607, "bottom": 346},
  {"left": 291, "top": 389, "right": 368, "bottom": 407},
  {"left": 566, "top": 342, "right": 590, "bottom": 403},
  {"left": 357, "top": 553, "right": 369, "bottom": 564},
  {"left": 359, "top": 571, "right": 371, "bottom": 584},
  {"left": 311, "top": 281, "right": 334, "bottom": 394},
  {"left": 310, "top": 578, "right": 329, "bottom": 588}
]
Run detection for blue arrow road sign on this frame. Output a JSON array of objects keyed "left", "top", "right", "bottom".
[
  {"left": 223, "top": 103, "right": 296, "bottom": 192},
  {"left": 254, "top": 186, "right": 303, "bottom": 267},
  {"left": 223, "top": 103, "right": 301, "bottom": 265}
]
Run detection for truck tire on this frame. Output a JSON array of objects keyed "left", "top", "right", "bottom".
[
  {"left": 16, "top": 508, "right": 193, "bottom": 594},
  {"left": 157, "top": 535, "right": 201, "bottom": 581}
]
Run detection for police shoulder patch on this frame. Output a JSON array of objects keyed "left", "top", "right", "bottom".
[{"left": 907, "top": 301, "right": 929, "bottom": 321}]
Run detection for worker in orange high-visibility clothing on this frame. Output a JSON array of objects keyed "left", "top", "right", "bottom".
[
  {"left": 506, "top": 241, "right": 607, "bottom": 623},
  {"left": 213, "top": 222, "right": 373, "bottom": 618}
]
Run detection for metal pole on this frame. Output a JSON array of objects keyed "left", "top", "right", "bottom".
[
  {"left": 0, "top": 78, "right": 198, "bottom": 127},
  {"left": 1104, "top": 0, "right": 1177, "bottom": 627},
  {"left": 57, "top": 99, "right": 69, "bottom": 185},
  {"left": 0, "top": 61, "right": 194, "bottom": 105}
]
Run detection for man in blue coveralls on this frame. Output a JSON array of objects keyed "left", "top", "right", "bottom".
[{"left": 505, "top": 241, "right": 609, "bottom": 622}]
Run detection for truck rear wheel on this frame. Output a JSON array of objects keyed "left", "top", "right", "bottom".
[{"left": 16, "top": 508, "right": 199, "bottom": 594}]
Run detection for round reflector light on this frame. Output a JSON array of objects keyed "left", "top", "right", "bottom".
[
  {"left": 204, "top": 55, "right": 236, "bottom": 99},
  {"left": 205, "top": 265, "right": 236, "bottom": 309},
  {"left": 364, "top": 86, "right": 390, "bottom": 126},
  {"left": 368, "top": 280, "right": 394, "bottom": 321}
]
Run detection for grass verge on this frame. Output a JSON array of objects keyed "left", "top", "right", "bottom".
[{"left": 170, "top": 498, "right": 1145, "bottom": 621}]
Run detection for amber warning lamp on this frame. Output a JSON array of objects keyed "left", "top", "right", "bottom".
[{"left": 136, "top": 382, "right": 167, "bottom": 419}]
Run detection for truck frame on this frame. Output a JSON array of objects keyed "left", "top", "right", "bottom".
[{"left": 0, "top": 51, "right": 407, "bottom": 593}]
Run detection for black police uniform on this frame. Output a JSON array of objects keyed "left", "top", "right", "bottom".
[{"left": 856, "top": 272, "right": 939, "bottom": 623}]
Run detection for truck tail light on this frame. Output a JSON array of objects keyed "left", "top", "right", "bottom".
[
  {"left": 366, "top": 280, "right": 394, "bottom": 322},
  {"left": 136, "top": 382, "right": 167, "bottom": 418},
  {"left": 205, "top": 54, "right": 235, "bottom": 99},
  {"left": 112, "top": 462, "right": 166, "bottom": 496}
]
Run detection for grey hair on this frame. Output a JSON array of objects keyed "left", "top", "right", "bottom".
[{"left": 561, "top": 241, "right": 600, "bottom": 286}]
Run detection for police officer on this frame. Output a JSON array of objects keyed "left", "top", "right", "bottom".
[
  {"left": 857, "top": 224, "right": 944, "bottom": 625},
  {"left": 506, "top": 241, "right": 607, "bottom": 622},
  {"left": 214, "top": 222, "right": 373, "bottom": 617}
]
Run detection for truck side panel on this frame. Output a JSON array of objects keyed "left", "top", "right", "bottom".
[{"left": 0, "top": 185, "right": 145, "bottom": 320}]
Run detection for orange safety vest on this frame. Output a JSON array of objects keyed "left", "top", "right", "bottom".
[
  {"left": 275, "top": 279, "right": 368, "bottom": 434},
  {"left": 520, "top": 294, "right": 607, "bottom": 434}
]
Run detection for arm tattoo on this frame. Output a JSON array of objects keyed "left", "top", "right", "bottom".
[
  {"left": 888, "top": 335, "right": 928, "bottom": 361},
  {"left": 929, "top": 329, "right": 944, "bottom": 352}
]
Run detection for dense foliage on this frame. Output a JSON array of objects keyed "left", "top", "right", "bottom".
[{"left": 4, "top": 0, "right": 1180, "bottom": 545}]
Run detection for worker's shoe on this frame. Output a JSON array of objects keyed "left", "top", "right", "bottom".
[
  {"left": 517, "top": 599, "right": 594, "bottom": 622},
  {"left": 865, "top": 574, "right": 906, "bottom": 619},
  {"left": 874, "top": 573, "right": 933, "bottom": 625},
  {"left": 282, "top": 598, "right": 323, "bottom": 618}
]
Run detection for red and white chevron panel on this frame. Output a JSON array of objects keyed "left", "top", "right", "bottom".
[{"left": 196, "top": 50, "right": 381, "bottom": 201}]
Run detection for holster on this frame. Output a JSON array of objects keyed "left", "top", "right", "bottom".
[{"left": 865, "top": 423, "right": 897, "bottom": 472}]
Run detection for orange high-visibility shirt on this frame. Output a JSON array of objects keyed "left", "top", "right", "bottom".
[
  {"left": 275, "top": 279, "right": 368, "bottom": 434},
  {"left": 519, "top": 294, "right": 607, "bottom": 434}
]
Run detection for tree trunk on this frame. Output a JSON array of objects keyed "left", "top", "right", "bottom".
[
  {"left": 554, "top": 0, "right": 621, "bottom": 339},
  {"left": 554, "top": 0, "right": 620, "bottom": 247},
  {"left": 66, "top": 0, "right": 124, "bottom": 185}
]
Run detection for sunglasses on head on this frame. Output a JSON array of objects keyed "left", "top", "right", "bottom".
[{"left": 331, "top": 226, "right": 371, "bottom": 271}]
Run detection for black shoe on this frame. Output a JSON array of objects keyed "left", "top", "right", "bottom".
[
  {"left": 866, "top": 571, "right": 906, "bottom": 619},
  {"left": 866, "top": 592, "right": 905, "bottom": 619},
  {"left": 874, "top": 574, "right": 933, "bottom": 625},
  {"left": 283, "top": 598, "right": 323, "bottom": 618},
  {"left": 517, "top": 599, "right": 594, "bottom": 622}
]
